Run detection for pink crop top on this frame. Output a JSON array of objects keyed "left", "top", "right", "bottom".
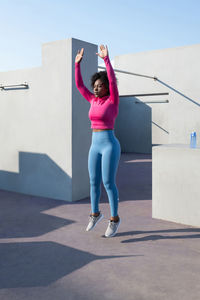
[{"left": 75, "top": 56, "right": 119, "bottom": 129}]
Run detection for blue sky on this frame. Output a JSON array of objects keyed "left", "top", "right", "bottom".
[{"left": 0, "top": 0, "right": 200, "bottom": 71}]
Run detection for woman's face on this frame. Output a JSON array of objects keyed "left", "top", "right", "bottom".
[{"left": 93, "top": 79, "right": 108, "bottom": 98}]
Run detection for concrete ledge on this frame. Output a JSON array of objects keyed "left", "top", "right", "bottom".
[{"left": 152, "top": 144, "right": 200, "bottom": 227}]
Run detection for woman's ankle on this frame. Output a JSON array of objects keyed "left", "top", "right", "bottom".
[
  {"left": 91, "top": 212, "right": 100, "bottom": 217},
  {"left": 110, "top": 215, "right": 119, "bottom": 222}
]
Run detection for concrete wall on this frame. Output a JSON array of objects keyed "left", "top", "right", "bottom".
[
  {"left": 0, "top": 38, "right": 97, "bottom": 201},
  {"left": 71, "top": 39, "right": 98, "bottom": 200},
  {"left": 152, "top": 144, "right": 200, "bottom": 227},
  {"left": 115, "top": 97, "right": 152, "bottom": 153},
  {"left": 114, "top": 44, "right": 200, "bottom": 153}
]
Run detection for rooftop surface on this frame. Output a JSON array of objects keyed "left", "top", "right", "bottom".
[{"left": 0, "top": 153, "right": 199, "bottom": 300}]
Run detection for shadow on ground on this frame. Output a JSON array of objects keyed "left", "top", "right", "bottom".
[
  {"left": 0, "top": 190, "right": 74, "bottom": 239},
  {"left": 117, "top": 228, "right": 200, "bottom": 243},
  {"left": 0, "top": 241, "right": 140, "bottom": 289}
]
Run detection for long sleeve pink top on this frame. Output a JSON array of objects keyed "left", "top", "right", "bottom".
[{"left": 75, "top": 56, "right": 119, "bottom": 130}]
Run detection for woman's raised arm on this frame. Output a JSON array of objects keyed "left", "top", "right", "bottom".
[
  {"left": 75, "top": 48, "right": 93, "bottom": 103},
  {"left": 96, "top": 45, "right": 119, "bottom": 105}
]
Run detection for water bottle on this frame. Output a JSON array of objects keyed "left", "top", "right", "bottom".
[{"left": 190, "top": 132, "right": 197, "bottom": 148}]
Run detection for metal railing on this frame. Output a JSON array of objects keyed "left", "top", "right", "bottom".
[
  {"left": 119, "top": 93, "right": 169, "bottom": 104},
  {"left": 98, "top": 66, "right": 158, "bottom": 80},
  {"left": 0, "top": 83, "right": 29, "bottom": 90},
  {"left": 135, "top": 100, "right": 169, "bottom": 104},
  {"left": 98, "top": 66, "right": 170, "bottom": 103},
  {"left": 120, "top": 92, "right": 169, "bottom": 97}
]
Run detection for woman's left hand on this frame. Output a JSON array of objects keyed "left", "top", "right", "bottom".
[{"left": 96, "top": 45, "right": 109, "bottom": 59}]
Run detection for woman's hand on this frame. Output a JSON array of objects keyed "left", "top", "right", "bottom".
[
  {"left": 75, "top": 48, "right": 84, "bottom": 63},
  {"left": 96, "top": 45, "right": 109, "bottom": 59}
]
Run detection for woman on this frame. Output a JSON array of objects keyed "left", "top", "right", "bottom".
[{"left": 75, "top": 45, "right": 121, "bottom": 237}]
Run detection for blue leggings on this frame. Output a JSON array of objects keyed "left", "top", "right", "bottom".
[{"left": 88, "top": 130, "right": 121, "bottom": 217}]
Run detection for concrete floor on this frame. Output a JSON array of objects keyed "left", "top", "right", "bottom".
[{"left": 0, "top": 153, "right": 200, "bottom": 300}]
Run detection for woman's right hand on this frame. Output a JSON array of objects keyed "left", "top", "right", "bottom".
[{"left": 75, "top": 48, "right": 84, "bottom": 63}]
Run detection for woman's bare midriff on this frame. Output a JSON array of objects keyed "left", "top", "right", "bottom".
[{"left": 92, "top": 129, "right": 112, "bottom": 132}]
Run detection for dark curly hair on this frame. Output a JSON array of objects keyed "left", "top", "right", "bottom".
[{"left": 91, "top": 71, "right": 109, "bottom": 95}]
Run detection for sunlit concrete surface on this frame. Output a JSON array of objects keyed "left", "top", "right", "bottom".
[
  {"left": 153, "top": 144, "right": 200, "bottom": 227},
  {"left": 0, "top": 153, "right": 200, "bottom": 300}
]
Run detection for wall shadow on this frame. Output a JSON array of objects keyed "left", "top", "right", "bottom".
[
  {"left": 0, "top": 189, "right": 75, "bottom": 238},
  {"left": 99, "top": 153, "right": 152, "bottom": 203},
  {"left": 115, "top": 97, "right": 152, "bottom": 154},
  {"left": 0, "top": 151, "right": 72, "bottom": 201},
  {"left": 0, "top": 241, "right": 139, "bottom": 288}
]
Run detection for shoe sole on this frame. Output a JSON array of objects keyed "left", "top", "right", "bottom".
[
  {"left": 86, "top": 214, "right": 104, "bottom": 232},
  {"left": 105, "top": 219, "right": 121, "bottom": 237}
]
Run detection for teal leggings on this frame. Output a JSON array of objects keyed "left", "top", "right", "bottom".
[{"left": 88, "top": 130, "right": 121, "bottom": 217}]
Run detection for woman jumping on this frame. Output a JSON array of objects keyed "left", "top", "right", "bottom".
[{"left": 75, "top": 45, "right": 121, "bottom": 237}]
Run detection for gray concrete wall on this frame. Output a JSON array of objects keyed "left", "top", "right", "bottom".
[
  {"left": 0, "top": 38, "right": 97, "bottom": 201},
  {"left": 114, "top": 44, "right": 200, "bottom": 153},
  {"left": 115, "top": 97, "right": 152, "bottom": 153},
  {"left": 152, "top": 144, "right": 200, "bottom": 227},
  {"left": 71, "top": 39, "right": 98, "bottom": 200}
]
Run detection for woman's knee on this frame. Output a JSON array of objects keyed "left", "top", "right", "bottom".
[
  {"left": 103, "top": 180, "right": 115, "bottom": 191},
  {"left": 90, "top": 177, "right": 101, "bottom": 188}
]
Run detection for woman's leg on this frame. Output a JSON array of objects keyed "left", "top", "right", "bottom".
[
  {"left": 88, "top": 145, "right": 102, "bottom": 214},
  {"left": 101, "top": 139, "right": 121, "bottom": 218}
]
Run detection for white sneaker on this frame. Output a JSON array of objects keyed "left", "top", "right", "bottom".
[
  {"left": 86, "top": 212, "right": 104, "bottom": 231},
  {"left": 105, "top": 218, "right": 121, "bottom": 238}
]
